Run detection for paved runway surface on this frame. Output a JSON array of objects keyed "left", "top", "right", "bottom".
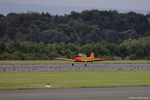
[
  {"left": 0, "top": 87, "right": 150, "bottom": 100},
  {"left": 0, "top": 64, "right": 150, "bottom": 72}
]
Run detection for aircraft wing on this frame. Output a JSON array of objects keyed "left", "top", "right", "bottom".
[
  {"left": 92, "top": 58, "right": 106, "bottom": 61},
  {"left": 56, "top": 58, "right": 76, "bottom": 61},
  {"left": 81, "top": 58, "right": 106, "bottom": 62}
]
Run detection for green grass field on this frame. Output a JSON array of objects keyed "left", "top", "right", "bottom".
[
  {"left": 0, "top": 60, "right": 150, "bottom": 65},
  {"left": 0, "top": 71, "right": 150, "bottom": 90}
]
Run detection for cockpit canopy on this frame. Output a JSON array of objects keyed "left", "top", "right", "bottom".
[
  {"left": 78, "top": 53, "right": 86, "bottom": 57},
  {"left": 74, "top": 53, "right": 86, "bottom": 57}
]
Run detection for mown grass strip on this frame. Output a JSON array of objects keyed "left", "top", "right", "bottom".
[
  {"left": 0, "top": 60, "right": 150, "bottom": 65},
  {"left": 0, "top": 71, "right": 150, "bottom": 90}
]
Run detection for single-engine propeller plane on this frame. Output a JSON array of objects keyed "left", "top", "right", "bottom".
[{"left": 57, "top": 52, "right": 106, "bottom": 66}]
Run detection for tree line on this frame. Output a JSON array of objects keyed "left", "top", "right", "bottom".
[
  {"left": 0, "top": 36, "right": 150, "bottom": 60},
  {"left": 0, "top": 10, "right": 150, "bottom": 45}
]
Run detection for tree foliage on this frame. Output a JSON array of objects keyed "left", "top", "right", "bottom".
[
  {"left": 0, "top": 10, "right": 150, "bottom": 60},
  {"left": 0, "top": 10, "right": 150, "bottom": 45},
  {"left": 0, "top": 36, "right": 150, "bottom": 60}
]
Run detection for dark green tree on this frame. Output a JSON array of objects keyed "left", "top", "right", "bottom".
[{"left": 0, "top": 42, "right": 6, "bottom": 54}]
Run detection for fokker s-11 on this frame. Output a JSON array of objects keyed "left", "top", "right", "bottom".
[{"left": 57, "top": 52, "right": 106, "bottom": 66}]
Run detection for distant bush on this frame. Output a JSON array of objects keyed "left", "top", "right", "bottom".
[
  {"left": 123, "top": 56, "right": 130, "bottom": 60},
  {"left": 129, "top": 54, "right": 137, "bottom": 60},
  {"left": 0, "top": 52, "right": 11, "bottom": 60},
  {"left": 113, "top": 56, "right": 122, "bottom": 60}
]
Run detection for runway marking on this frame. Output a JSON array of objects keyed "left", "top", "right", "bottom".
[{"left": 0, "top": 91, "right": 148, "bottom": 98}]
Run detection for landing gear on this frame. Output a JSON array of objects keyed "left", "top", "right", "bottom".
[
  {"left": 72, "top": 63, "right": 74, "bottom": 66},
  {"left": 72, "top": 62, "right": 74, "bottom": 66},
  {"left": 85, "top": 61, "right": 86, "bottom": 66}
]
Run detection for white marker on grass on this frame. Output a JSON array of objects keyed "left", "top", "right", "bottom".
[{"left": 45, "top": 83, "right": 51, "bottom": 88}]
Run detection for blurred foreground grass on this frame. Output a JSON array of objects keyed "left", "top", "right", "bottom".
[{"left": 0, "top": 71, "right": 150, "bottom": 90}]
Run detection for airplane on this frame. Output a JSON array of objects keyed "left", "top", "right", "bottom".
[{"left": 57, "top": 52, "right": 106, "bottom": 66}]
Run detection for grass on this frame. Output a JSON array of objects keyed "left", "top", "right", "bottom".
[
  {"left": 0, "top": 60, "right": 150, "bottom": 65},
  {"left": 0, "top": 71, "right": 150, "bottom": 90}
]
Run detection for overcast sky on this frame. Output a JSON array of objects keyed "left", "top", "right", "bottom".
[{"left": 0, "top": 0, "right": 150, "bottom": 10}]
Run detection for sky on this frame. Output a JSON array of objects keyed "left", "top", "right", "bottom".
[{"left": 0, "top": 0, "right": 150, "bottom": 11}]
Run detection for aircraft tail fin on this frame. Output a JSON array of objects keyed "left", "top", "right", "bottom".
[{"left": 90, "top": 52, "right": 94, "bottom": 59}]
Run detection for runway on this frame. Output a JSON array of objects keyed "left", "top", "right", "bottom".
[
  {"left": 0, "top": 64, "right": 150, "bottom": 100},
  {"left": 0, "top": 87, "right": 150, "bottom": 100},
  {"left": 0, "top": 64, "right": 150, "bottom": 72}
]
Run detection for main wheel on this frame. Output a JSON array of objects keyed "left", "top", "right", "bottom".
[
  {"left": 85, "top": 64, "right": 86, "bottom": 66},
  {"left": 72, "top": 63, "right": 74, "bottom": 66}
]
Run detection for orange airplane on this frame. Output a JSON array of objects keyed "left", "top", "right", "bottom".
[{"left": 57, "top": 52, "right": 106, "bottom": 66}]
